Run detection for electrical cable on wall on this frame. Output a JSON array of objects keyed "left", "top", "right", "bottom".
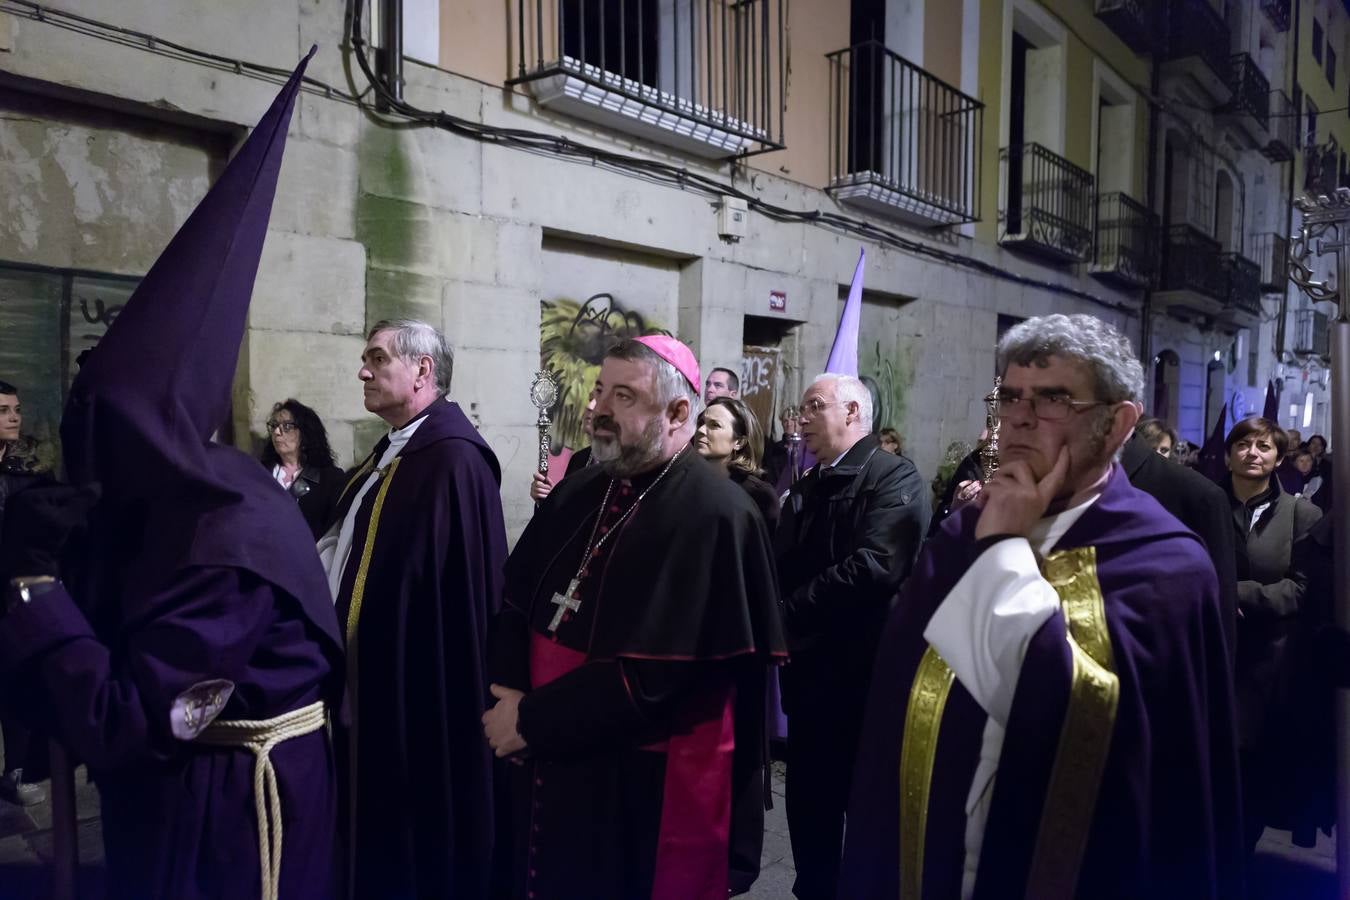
[{"left": 2, "top": 0, "right": 1145, "bottom": 314}]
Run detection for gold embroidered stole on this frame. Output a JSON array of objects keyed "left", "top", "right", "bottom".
[
  {"left": 341, "top": 456, "right": 402, "bottom": 875},
  {"left": 1023, "top": 546, "right": 1119, "bottom": 898},
  {"left": 897, "top": 546, "right": 1119, "bottom": 900},
  {"left": 898, "top": 648, "right": 956, "bottom": 900}
]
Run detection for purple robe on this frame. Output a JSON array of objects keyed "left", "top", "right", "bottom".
[
  {"left": 0, "top": 51, "right": 344, "bottom": 900},
  {"left": 0, "top": 568, "right": 339, "bottom": 899},
  {"left": 331, "top": 398, "right": 507, "bottom": 900},
  {"left": 839, "top": 465, "right": 1243, "bottom": 899}
]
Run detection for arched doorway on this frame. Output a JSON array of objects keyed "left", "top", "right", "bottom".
[{"left": 1153, "top": 350, "right": 1181, "bottom": 427}]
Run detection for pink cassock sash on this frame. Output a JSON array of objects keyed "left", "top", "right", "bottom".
[{"left": 527, "top": 632, "right": 735, "bottom": 900}]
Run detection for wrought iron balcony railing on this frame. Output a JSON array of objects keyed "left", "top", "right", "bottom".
[
  {"left": 1263, "top": 90, "right": 1295, "bottom": 162},
  {"left": 1160, "top": 224, "right": 1224, "bottom": 300},
  {"left": 1163, "top": 0, "right": 1231, "bottom": 95},
  {"left": 1224, "top": 54, "right": 1270, "bottom": 130},
  {"left": 1260, "top": 0, "right": 1291, "bottom": 33},
  {"left": 1092, "top": 192, "right": 1158, "bottom": 288},
  {"left": 1220, "top": 252, "right": 1261, "bottom": 318},
  {"left": 507, "top": 0, "right": 786, "bottom": 157},
  {"left": 1095, "top": 0, "right": 1158, "bottom": 54},
  {"left": 826, "top": 41, "right": 984, "bottom": 227},
  {"left": 998, "top": 143, "right": 1095, "bottom": 263},
  {"left": 1294, "top": 309, "right": 1330, "bottom": 358},
  {"left": 1251, "top": 232, "right": 1289, "bottom": 292}
]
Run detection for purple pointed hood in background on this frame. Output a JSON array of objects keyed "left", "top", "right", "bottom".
[
  {"left": 1263, "top": 379, "right": 1280, "bottom": 421},
  {"left": 60, "top": 50, "right": 340, "bottom": 650},
  {"left": 1197, "top": 403, "right": 1230, "bottom": 485}
]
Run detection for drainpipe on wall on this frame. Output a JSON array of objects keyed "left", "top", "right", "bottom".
[
  {"left": 1141, "top": 48, "right": 1161, "bottom": 373},
  {"left": 376, "top": 0, "right": 404, "bottom": 110},
  {"left": 1278, "top": 0, "right": 1302, "bottom": 359}
]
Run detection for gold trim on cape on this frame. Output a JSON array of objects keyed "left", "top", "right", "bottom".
[
  {"left": 898, "top": 646, "right": 956, "bottom": 900},
  {"left": 1024, "top": 546, "right": 1120, "bottom": 899},
  {"left": 341, "top": 456, "right": 401, "bottom": 883}
]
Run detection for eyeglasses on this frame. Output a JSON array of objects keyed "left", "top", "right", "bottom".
[
  {"left": 996, "top": 393, "right": 1106, "bottom": 422},
  {"left": 800, "top": 399, "right": 846, "bottom": 416},
  {"left": 267, "top": 420, "right": 299, "bottom": 435}
]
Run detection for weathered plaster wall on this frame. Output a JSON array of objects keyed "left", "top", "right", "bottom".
[{"left": 0, "top": 1, "right": 1146, "bottom": 541}]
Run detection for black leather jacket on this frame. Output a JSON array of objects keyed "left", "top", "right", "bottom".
[{"left": 774, "top": 433, "right": 930, "bottom": 660}]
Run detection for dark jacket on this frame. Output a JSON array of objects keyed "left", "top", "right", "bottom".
[
  {"left": 267, "top": 462, "right": 346, "bottom": 539},
  {"left": 1121, "top": 436, "right": 1241, "bottom": 664},
  {"left": 927, "top": 448, "right": 984, "bottom": 538},
  {"left": 1224, "top": 474, "right": 1322, "bottom": 747},
  {"left": 730, "top": 467, "right": 780, "bottom": 534},
  {"left": 774, "top": 434, "right": 929, "bottom": 706}
]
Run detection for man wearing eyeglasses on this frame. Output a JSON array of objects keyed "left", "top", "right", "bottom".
[
  {"left": 774, "top": 373, "right": 929, "bottom": 900},
  {"left": 839, "top": 314, "right": 1242, "bottom": 900}
]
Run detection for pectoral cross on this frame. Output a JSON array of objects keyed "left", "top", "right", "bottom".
[{"left": 548, "top": 579, "right": 582, "bottom": 632}]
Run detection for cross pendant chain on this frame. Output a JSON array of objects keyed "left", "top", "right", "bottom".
[{"left": 547, "top": 578, "right": 582, "bottom": 632}]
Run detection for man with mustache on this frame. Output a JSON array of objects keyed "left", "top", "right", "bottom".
[
  {"left": 839, "top": 314, "right": 1242, "bottom": 900},
  {"left": 485, "top": 335, "right": 786, "bottom": 899}
]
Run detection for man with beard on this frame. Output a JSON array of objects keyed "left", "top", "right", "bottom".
[
  {"left": 839, "top": 314, "right": 1241, "bottom": 899},
  {"left": 485, "top": 335, "right": 786, "bottom": 899}
]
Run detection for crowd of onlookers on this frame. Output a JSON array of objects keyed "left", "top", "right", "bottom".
[{"left": 2, "top": 361, "right": 1346, "bottom": 868}]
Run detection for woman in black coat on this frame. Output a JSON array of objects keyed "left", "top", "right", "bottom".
[
  {"left": 260, "top": 398, "right": 346, "bottom": 539},
  {"left": 1222, "top": 416, "right": 1322, "bottom": 851},
  {"left": 695, "top": 397, "right": 779, "bottom": 533}
]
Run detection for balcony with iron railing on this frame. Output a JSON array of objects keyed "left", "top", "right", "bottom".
[
  {"left": 1294, "top": 309, "right": 1330, "bottom": 358},
  {"left": 1091, "top": 192, "right": 1158, "bottom": 288},
  {"left": 1262, "top": 90, "right": 1295, "bottom": 162},
  {"left": 1162, "top": 0, "right": 1232, "bottom": 103},
  {"left": 507, "top": 0, "right": 786, "bottom": 157},
  {"left": 1158, "top": 223, "right": 1225, "bottom": 315},
  {"left": 1251, "top": 232, "right": 1289, "bottom": 291},
  {"left": 1219, "top": 53, "right": 1270, "bottom": 147},
  {"left": 998, "top": 144, "right": 1095, "bottom": 263},
  {"left": 826, "top": 41, "right": 984, "bottom": 228},
  {"left": 1220, "top": 252, "right": 1262, "bottom": 326},
  {"left": 1260, "top": 0, "right": 1291, "bottom": 33},
  {"left": 1095, "top": 0, "right": 1158, "bottom": 54}
]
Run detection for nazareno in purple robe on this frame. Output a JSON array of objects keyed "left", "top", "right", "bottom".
[
  {"left": 0, "top": 52, "right": 345, "bottom": 899},
  {"left": 330, "top": 396, "right": 508, "bottom": 900},
  {"left": 838, "top": 464, "right": 1243, "bottom": 900}
]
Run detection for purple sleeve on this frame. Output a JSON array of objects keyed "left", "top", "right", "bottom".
[{"left": 0, "top": 568, "right": 273, "bottom": 769}]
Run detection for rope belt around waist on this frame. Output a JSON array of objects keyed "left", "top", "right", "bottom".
[{"left": 196, "top": 700, "right": 328, "bottom": 900}]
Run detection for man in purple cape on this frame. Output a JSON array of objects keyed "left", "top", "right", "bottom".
[
  {"left": 0, "top": 51, "right": 345, "bottom": 899},
  {"left": 839, "top": 314, "right": 1242, "bottom": 899},
  {"left": 318, "top": 318, "right": 507, "bottom": 899}
]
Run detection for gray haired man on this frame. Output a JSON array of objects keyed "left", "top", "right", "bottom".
[
  {"left": 774, "top": 373, "right": 930, "bottom": 900},
  {"left": 839, "top": 314, "right": 1242, "bottom": 900},
  {"left": 319, "top": 318, "right": 508, "bottom": 899}
]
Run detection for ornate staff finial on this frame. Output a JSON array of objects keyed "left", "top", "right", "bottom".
[
  {"left": 981, "top": 376, "right": 1002, "bottom": 484},
  {"left": 529, "top": 371, "right": 560, "bottom": 477}
]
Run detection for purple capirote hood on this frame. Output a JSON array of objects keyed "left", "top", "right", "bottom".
[{"left": 58, "top": 49, "right": 341, "bottom": 651}]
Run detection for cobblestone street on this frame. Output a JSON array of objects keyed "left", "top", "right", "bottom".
[{"left": 0, "top": 753, "right": 1339, "bottom": 899}]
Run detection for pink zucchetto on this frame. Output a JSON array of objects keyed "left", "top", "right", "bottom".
[{"left": 634, "top": 335, "right": 701, "bottom": 395}]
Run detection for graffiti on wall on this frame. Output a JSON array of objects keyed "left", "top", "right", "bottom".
[
  {"left": 859, "top": 337, "right": 911, "bottom": 436},
  {"left": 540, "top": 292, "right": 670, "bottom": 452}
]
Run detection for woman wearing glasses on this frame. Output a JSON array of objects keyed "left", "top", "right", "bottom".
[{"left": 260, "top": 399, "right": 345, "bottom": 538}]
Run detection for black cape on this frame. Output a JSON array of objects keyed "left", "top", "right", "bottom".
[
  {"left": 332, "top": 398, "right": 507, "bottom": 900},
  {"left": 492, "top": 447, "right": 786, "bottom": 899}
]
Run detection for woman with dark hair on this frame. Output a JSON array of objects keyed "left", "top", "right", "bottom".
[
  {"left": 1134, "top": 416, "right": 1179, "bottom": 459},
  {"left": 260, "top": 399, "right": 345, "bottom": 538},
  {"left": 695, "top": 397, "right": 779, "bottom": 534},
  {"left": 1222, "top": 416, "right": 1322, "bottom": 851}
]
